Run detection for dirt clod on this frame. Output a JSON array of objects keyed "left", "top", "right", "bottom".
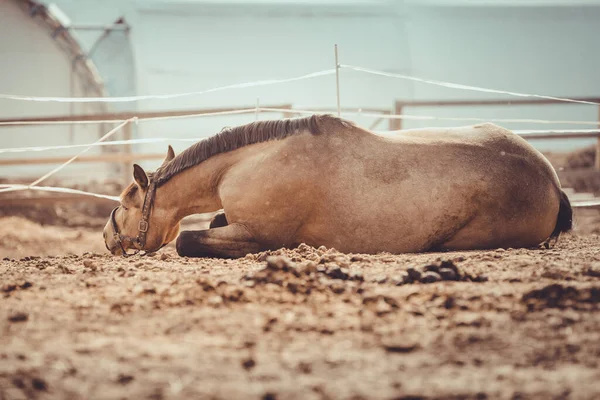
[
  {"left": 117, "top": 374, "right": 134, "bottom": 385},
  {"left": 31, "top": 377, "right": 47, "bottom": 391},
  {"left": 382, "top": 338, "right": 420, "bottom": 353},
  {"left": 241, "top": 357, "right": 256, "bottom": 370},
  {"left": 8, "top": 312, "right": 28, "bottom": 322},
  {"left": 522, "top": 284, "right": 600, "bottom": 311},
  {"left": 420, "top": 271, "right": 442, "bottom": 283}
]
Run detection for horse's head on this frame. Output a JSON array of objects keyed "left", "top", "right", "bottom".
[{"left": 103, "top": 146, "right": 180, "bottom": 256}]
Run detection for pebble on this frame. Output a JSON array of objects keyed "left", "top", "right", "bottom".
[
  {"left": 8, "top": 312, "right": 28, "bottom": 323},
  {"left": 438, "top": 268, "right": 457, "bottom": 280},
  {"left": 420, "top": 271, "right": 442, "bottom": 283},
  {"left": 208, "top": 295, "right": 224, "bottom": 306},
  {"left": 241, "top": 357, "right": 256, "bottom": 370},
  {"left": 326, "top": 265, "right": 349, "bottom": 280},
  {"left": 31, "top": 378, "right": 47, "bottom": 391},
  {"left": 375, "top": 298, "right": 393, "bottom": 315},
  {"left": 406, "top": 267, "right": 421, "bottom": 281},
  {"left": 82, "top": 260, "right": 97, "bottom": 270},
  {"left": 381, "top": 338, "right": 420, "bottom": 353}
]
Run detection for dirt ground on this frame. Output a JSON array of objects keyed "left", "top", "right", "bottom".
[{"left": 1, "top": 209, "right": 600, "bottom": 400}]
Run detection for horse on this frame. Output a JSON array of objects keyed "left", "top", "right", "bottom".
[{"left": 103, "top": 114, "right": 572, "bottom": 258}]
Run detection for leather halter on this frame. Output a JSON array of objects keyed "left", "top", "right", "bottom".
[{"left": 110, "top": 180, "right": 157, "bottom": 257}]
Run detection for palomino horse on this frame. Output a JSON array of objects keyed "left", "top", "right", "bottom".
[{"left": 103, "top": 115, "right": 572, "bottom": 258}]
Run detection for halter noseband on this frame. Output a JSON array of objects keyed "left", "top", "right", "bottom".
[{"left": 110, "top": 180, "right": 157, "bottom": 257}]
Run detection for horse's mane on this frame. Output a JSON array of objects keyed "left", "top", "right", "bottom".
[{"left": 154, "top": 114, "right": 350, "bottom": 186}]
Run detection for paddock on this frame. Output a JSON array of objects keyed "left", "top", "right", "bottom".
[{"left": 2, "top": 1, "right": 600, "bottom": 398}]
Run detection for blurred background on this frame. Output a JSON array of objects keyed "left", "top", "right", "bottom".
[{"left": 1, "top": 0, "right": 600, "bottom": 187}]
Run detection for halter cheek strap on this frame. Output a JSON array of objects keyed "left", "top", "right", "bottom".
[{"left": 110, "top": 180, "right": 157, "bottom": 257}]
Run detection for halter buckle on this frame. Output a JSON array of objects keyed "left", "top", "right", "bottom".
[{"left": 138, "top": 220, "right": 149, "bottom": 233}]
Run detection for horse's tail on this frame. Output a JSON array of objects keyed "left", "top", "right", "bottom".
[{"left": 550, "top": 189, "right": 573, "bottom": 240}]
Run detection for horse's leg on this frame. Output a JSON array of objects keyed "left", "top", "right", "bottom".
[
  {"left": 209, "top": 211, "right": 228, "bottom": 229},
  {"left": 176, "top": 224, "right": 263, "bottom": 258}
]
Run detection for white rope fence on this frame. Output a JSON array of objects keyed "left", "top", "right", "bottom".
[
  {"left": 341, "top": 65, "right": 600, "bottom": 106},
  {"left": 1, "top": 60, "right": 599, "bottom": 207},
  {"left": 0, "top": 70, "right": 335, "bottom": 103}
]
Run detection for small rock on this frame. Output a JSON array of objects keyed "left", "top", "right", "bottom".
[
  {"left": 82, "top": 260, "right": 96, "bottom": 269},
  {"left": 296, "top": 361, "right": 312, "bottom": 374},
  {"left": 470, "top": 274, "right": 489, "bottom": 282},
  {"left": 12, "top": 378, "right": 25, "bottom": 388},
  {"left": 300, "top": 261, "right": 318, "bottom": 274},
  {"left": 8, "top": 312, "right": 28, "bottom": 323},
  {"left": 117, "top": 374, "right": 134, "bottom": 385},
  {"left": 382, "top": 338, "right": 420, "bottom": 353},
  {"left": 326, "top": 265, "right": 349, "bottom": 280},
  {"left": 375, "top": 298, "right": 392, "bottom": 315},
  {"left": 444, "top": 297, "right": 456, "bottom": 309},
  {"left": 31, "top": 378, "right": 47, "bottom": 391},
  {"left": 439, "top": 268, "right": 457, "bottom": 281},
  {"left": 266, "top": 256, "right": 294, "bottom": 271},
  {"left": 241, "top": 357, "right": 256, "bottom": 370},
  {"left": 2, "top": 284, "right": 17, "bottom": 293},
  {"left": 420, "top": 271, "right": 442, "bottom": 283},
  {"left": 585, "top": 267, "right": 600, "bottom": 278},
  {"left": 208, "top": 295, "right": 224, "bottom": 306},
  {"left": 160, "top": 253, "right": 169, "bottom": 261},
  {"left": 349, "top": 271, "right": 364, "bottom": 281},
  {"left": 374, "top": 275, "right": 387, "bottom": 284},
  {"left": 406, "top": 268, "right": 421, "bottom": 281}
]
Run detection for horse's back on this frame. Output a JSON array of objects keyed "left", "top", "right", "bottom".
[{"left": 220, "top": 121, "right": 563, "bottom": 253}]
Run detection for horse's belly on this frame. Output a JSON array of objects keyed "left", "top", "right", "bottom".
[{"left": 295, "top": 170, "right": 560, "bottom": 253}]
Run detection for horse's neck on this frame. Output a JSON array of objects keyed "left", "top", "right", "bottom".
[{"left": 154, "top": 144, "right": 261, "bottom": 221}]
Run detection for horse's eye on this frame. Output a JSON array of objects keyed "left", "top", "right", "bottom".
[{"left": 121, "top": 205, "right": 128, "bottom": 211}]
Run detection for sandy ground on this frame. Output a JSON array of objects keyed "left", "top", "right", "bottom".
[{"left": 1, "top": 211, "right": 600, "bottom": 399}]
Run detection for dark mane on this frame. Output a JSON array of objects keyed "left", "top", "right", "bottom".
[{"left": 154, "top": 114, "right": 348, "bottom": 186}]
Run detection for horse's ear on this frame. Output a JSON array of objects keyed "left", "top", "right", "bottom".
[
  {"left": 161, "top": 145, "right": 175, "bottom": 167},
  {"left": 133, "top": 164, "right": 148, "bottom": 190}
]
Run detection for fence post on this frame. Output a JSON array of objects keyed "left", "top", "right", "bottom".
[
  {"left": 392, "top": 100, "right": 403, "bottom": 131},
  {"left": 334, "top": 44, "right": 341, "bottom": 117}
]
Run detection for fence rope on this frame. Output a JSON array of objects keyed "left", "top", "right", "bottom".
[
  {"left": 0, "top": 70, "right": 335, "bottom": 103},
  {"left": 0, "top": 184, "right": 119, "bottom": 201},
  {"left": 341, "top": 65, "right": 600, "bottom": 106},
  {"left": 0, "top": 138, "right": 199, "bottom": 154}
]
